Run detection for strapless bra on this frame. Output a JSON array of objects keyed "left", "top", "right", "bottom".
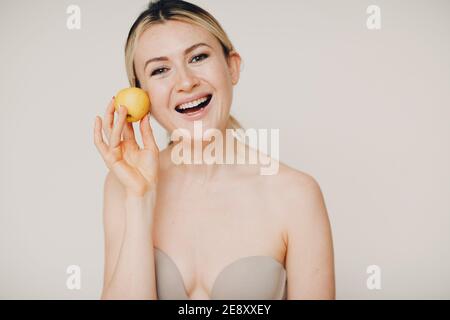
[{"left": 154, "top": 247, "right": 287, "bottom": 300}]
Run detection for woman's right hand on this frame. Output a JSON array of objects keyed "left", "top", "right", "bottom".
[{"left": 94, "top": 98, "right": 159, "bottom": 197}]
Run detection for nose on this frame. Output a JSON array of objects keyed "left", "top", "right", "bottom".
[{"left": 175, "top": 65, "right": 200, "bottom": 92}]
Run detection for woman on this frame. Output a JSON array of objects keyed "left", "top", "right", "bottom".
[{"left": 93, "top": 0, "right": 335, "bottom": 300}]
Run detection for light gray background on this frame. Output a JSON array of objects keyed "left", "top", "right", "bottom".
[{"left": 1, "top": 0, "right": 449, "bottom": 299}]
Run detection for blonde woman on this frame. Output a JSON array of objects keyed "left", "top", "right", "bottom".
[{"left": 94, "top": 0, "right": 335, "bottom": 300}]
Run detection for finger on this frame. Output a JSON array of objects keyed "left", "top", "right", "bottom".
[
  {"left": 104, "top": 98, "right": 115, "bottom": 140},
  {"left": 140, "top": 113, "right": 158, "bottom": 151},
  {"left": 109, "top": 105, "right": 127, "bottom": 148},
  {"left": 94, "top": 116, "right": 109, "bottom": 156},
  {"left": 123, "top": 121, "right": 137, "bottom": 143}
]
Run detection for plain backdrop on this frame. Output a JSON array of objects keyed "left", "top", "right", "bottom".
[{"left": 0, "top": 0, "right": 449, "bottom": 299}]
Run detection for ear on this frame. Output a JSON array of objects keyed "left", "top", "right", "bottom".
[{"left": 227, "top": 51, "right": 242, "bottom": 86}]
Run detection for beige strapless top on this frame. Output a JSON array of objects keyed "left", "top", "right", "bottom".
[{"left": 154, "top": 247, "right": 287, "bottom": 300}]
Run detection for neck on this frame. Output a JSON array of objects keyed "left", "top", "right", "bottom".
[{"left": 162, "top": 129, "right": 249, "bottom": 185}]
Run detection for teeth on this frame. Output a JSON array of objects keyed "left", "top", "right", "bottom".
[{"left": 177, "top": 96, "right": 208, "bottom": 110}]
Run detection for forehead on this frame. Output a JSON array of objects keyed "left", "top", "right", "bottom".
[{"left": 134, "top": 20, "right": 219, "bottom": 62}]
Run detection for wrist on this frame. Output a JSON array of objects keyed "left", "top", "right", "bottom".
[
  {"left": 125, "top": 185, "right": 156, "bottom": 200},
  {"left": 125, "top": 191, "right": 156, "bottom": 208}
]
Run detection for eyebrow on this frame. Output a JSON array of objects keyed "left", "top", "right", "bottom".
[{"left": 143, "top": 42, "right": 212, "bottom": 71}]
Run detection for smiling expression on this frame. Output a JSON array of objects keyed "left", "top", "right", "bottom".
[{"left": 133, "top": 20, "right": 241, "bottom": 138}]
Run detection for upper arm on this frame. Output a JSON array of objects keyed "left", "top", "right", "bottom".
[
  {"left": 284, "top": 174, "right": 335, "bottom": 299},
  {"left": 101, "top": 171, "right": 126, "bottom": 293}
]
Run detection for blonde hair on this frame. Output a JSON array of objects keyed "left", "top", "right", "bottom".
[{"left": 124, "top": 0, "right": 244, "bottom": 144}]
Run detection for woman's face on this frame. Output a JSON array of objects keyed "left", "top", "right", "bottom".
[{"left": 134, "top": 20, "right": 241, "bottom": 139}]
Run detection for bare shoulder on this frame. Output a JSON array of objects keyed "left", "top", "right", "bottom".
[
  {"left": 267, "top": 161, "right": 324, "bottom": 199},
  {"left": 269, "top": 164, "right": 335, "bottom": 299},
  {"left": 263, "top": 161, "right": 329, "bottom": 224}
]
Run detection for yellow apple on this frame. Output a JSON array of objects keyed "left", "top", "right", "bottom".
[{"left": 114, "top": 87, "right": 151, "bottom": 122}]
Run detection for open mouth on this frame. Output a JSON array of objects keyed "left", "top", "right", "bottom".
[{"left": 175, "top": 94, "right": 212, "bottom": 114}]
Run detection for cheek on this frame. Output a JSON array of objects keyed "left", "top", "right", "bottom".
[
  {"left": 147, "top": 83, "right": 170, "bottom": 110},
  {"left": 209, "top": 63, "right": 233, "bottom": 96},
  {"left": 210, "top": 61, "right": 233, "bottom": 89}
]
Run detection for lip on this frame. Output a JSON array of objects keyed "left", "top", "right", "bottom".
[
  {"left": 176, "top": 94, "right": 213, "bottom": 121},
  {"left": 175, "top": 93, "right": 212, "bottom": 110}
]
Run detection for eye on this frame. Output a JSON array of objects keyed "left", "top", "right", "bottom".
[
  {"left": 151, "top": 67, "right": 169, "bottom": 76},
  {"left": 190, "top": 53, "right": 209, "bottom": 63},
  {"left": 149, "top": 54, "right": 209, "bottom": 77}
]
